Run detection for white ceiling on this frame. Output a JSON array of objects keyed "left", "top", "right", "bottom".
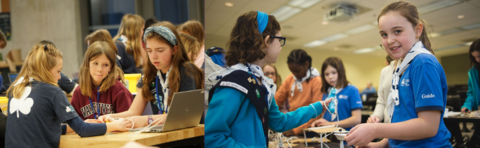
[{"left": 205, "top": 0, "right": 480, "bottom": 58}]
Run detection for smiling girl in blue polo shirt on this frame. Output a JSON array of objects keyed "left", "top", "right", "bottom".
[{"left": 344, "top": 1, "right": 452, "bottom": 148}]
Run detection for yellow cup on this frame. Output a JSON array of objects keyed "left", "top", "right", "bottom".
[{"left": 124, "top": 74, "right": 142, "bottom": 93}]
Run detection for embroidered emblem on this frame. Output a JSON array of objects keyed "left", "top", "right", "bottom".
[
  {"left": 248, "top": 77, "right": 256, "bottom": 84},
  {"left": 220, "top": 81, "right": 248, "bottom": 94},
  {"left": 256, "top": 89, "right": 260, "bottom": 98},
  {"left": 264, "top": 107, "right": 267, "bottom": 114}
]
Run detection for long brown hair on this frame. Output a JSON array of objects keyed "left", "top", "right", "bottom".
[
  {"left": 378, "top": 1, "right": 434, "bottom": 54},
  {"left": 178, "top": 20, "right": 204, "bottom": 46},
  {"left": 320, "top": 57, "right": 349, "bottom": 93},
  {"left": 179, "top": 33, "right": 200, "bottom": 62},
  {"left": 113, "top": 14, "right": 145, "bottom": 67},
  {"left": 78, "top": 41, "right": 118, "bottom": 98},
  {"left": 85, "top": 29, "right": 125, "bottom": 84},
  {"left": 225, "top": 11, "right": 281, "bottom": 66},
  {"left": 142, "top": 21, "right": 204, "bottom": 104},
  {"left": 7, "top": 42, "right": 63, "bottom": 98}
]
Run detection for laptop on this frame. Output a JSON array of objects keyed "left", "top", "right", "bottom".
[{"left": 129, "top": 89, "right": 204, "bottom": 133}]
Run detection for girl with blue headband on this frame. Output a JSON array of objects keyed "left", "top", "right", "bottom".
[
  {"left": 97, "top": 21, "right": 204, "bottom": 128},
  {"left": 205, "top": 11, "right": 331, "bottom": 148}
]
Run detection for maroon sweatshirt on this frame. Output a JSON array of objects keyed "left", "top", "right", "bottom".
[{"left": 71, "top": 81, "right": 133, "bottom": 120}]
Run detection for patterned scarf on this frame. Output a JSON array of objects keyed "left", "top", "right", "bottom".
[
  {"left": 386, "top": 41, "right": 432, "bottom": 123},
  {"left": 290, "top": 68, "right": 320, "bottom": 97},
  {"left": 207, "top": 63, "right": 276, "bottom": 109}
]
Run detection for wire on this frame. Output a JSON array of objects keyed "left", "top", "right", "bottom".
[{"left": 128, "top": 117, "right": 164, "bottom": 137}]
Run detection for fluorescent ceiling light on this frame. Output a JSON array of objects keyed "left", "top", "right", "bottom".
[
  {"left": 354, "top": 48, "right": 375, "bottom": 54},
  {"left": 288, "top": 0, "right": 322, "bottom": 9},
  {"left": 303, "top": 40, "right": 327, "bottom": 47},
  {"left": 346, "top": 24, "right": 375, "bottom": 35},
  {"left": 271, "top": 6, "right": 302, "bottom": 22},
  {"left": 430, "top": 32, "right": 440, "bottom": 38},
  {"left": 321, "top": 33, "right": 349, "bottom": 42},
  {"left": 462, "top": 23, "right": 480, "bottom": 30},
  {"left": 465, "top": 42, "right": 473, "bottom": 46},
  {"left": 417, "top": 0, "right": 462, "bottom": 14}
]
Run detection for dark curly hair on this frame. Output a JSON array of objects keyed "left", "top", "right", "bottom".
[
  {"left": 287, "top": 49, "right": 313, "bottom": 83},
  {"left": 225, "top": 11, "right": 281, "bottom": 66}
]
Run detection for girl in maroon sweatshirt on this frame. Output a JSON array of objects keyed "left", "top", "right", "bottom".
[{"left": 71, "top": 41, "right": 133, "bottom": 120}]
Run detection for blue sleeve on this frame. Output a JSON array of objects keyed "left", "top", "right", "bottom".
[
  {"left": 349, "top": 87, "right": 363, "bottom": 110},
  {"left": 412, "top": 63, "right": 445, "bottom": 112},
  {"left": 269, "top": 96, "right": 323, "bottom": 132},
  {"left": 462, "top": 72, "right": 476, "bottom": 111},
  {"left": 65, "top": 116, "right": 107, "bottom": 137},
  {"left": 204, "top": 87, "right": 248, "bottom": 148}
]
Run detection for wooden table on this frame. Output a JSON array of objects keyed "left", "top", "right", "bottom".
[{"left": 60, "top": 125, "right": 204, "bottom": 148}]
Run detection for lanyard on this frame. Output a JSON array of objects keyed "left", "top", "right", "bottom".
[
  {"left": 88, "top": 86, "right": 101, "bottom": 119},
  {"left": 156, "top": 76, "right": 167, "bottom": 114}
]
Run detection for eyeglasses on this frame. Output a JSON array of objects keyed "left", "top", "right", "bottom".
[
  {"left": 270, "top": 36, "right": 286, "bottom": 47},
  {"left": 264, "top": 72, "right": 276, "bottom": 77}
]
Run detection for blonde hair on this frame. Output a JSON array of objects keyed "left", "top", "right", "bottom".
[
  {"left": 179, "top": 33, "right": 200, "bottom": 62},
  {"left": 113, "top": 14, "right": 145, "bottom": 67},
  {"left": 7, "top": 42, "right": 63, "bottom": 99},
  {"left": 78, "top": 41, "right": 120, "bottom": 98},
  {"left": 85, "top": 29, "right": 125, "bottom": 85}
]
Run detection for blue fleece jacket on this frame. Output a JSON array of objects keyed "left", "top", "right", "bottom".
[
  {"left": 205, "top": 87, "right": 323, "bottom": 148},
  {"left": 462, "top": 67, "right": 480, "bottom": 111}
]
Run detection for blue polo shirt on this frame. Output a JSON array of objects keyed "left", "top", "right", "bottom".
[
  {"left": 322, "top": 85, "right": 363, "bottom": 131},
  {"left": 389, "top": 53, "right": 452, "bottom": 147}
]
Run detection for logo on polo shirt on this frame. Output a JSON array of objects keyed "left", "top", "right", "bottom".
[
  {"left": 338, "top": 95, "right": 348, "bottom": 99},
  {"left": 401, "top": 79, "right": 410, "bottom": 86},
  {"left": 422, "top": 93, "right": 435, "bottom": 99}
]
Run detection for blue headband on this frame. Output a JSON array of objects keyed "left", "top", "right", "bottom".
[
  {"left": 143, "top": 26, "right": 177, "bottom": 46},
  {"left": 256, "top": 11, "right": 268, "bottom": 34}
]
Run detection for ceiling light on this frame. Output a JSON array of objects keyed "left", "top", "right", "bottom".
[
  {"left": 354, "top": 48, "right": 375, "bottom": 54},
  {"left": 271, "top": 6, "right": 302, "bottom": 22},
  {"left": 417, "top": 0, "right": 462, "bottom": 14},
  {"left": 462, "top": 23, "right": 480, "bottom": 30},
  {"left": 322, "top": 21, "right": 328, "bottom": 25},
  {"left": 430, "top": 32, "right": 440, "bottom": 38},
  {"left": 436, "top": 44, "right": 464, "bottom": 51},
  {"left": 465, "top": 42, "right": 473, "bottom": 46},
  {"left": 346, "top": 24, "right": 375, "bottom": 35},
  {"left": 303, "top": 40, "right": 327, "bottom": 47},
  {"left": 288, "top": 0, "right": 323, "bottom": 9},
  {"left": 458, "top": 15, "right": 465, "bottom": 19},
  {"left": 225, "top": 2, "right": 233, "bottom": 7},
  {"left": 321, "top": 33, "right": 349, "bottom": 42}
]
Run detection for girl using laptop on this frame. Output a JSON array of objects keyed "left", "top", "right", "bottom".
[{"left": 98, "top": 21, "right": 204, "bottom": 128}]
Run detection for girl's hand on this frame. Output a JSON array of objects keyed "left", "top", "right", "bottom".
[
  {"left": 311, "top": 118, "right": 331, "bottom": 127},
  {"left": 109, "top": 118, "right": 131, "bottom": 132},
  {"left": 345, "top": 123, "right": 377, "bottom": 146},
  {"left": 319, "top": 99, "right": 332, "bottom": 114},
  {"left": 127, "top": 116, "right": 149, "bottom": 128},
  {"left": 367, "top": 115, "right": 380, "bottom": 123},
  {"left": 461, "top": 107, "right": 470, "bottom": 114},
  {"left": 98, "top": 114, "right": 112, "bottom": 123}
]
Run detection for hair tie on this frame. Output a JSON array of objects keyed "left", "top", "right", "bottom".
[
  {"left": 143, "top": 26, "right": 177, "bottom": 46},
  {"left": 256, "top": 11, "right": 268, "bottom": 34}
]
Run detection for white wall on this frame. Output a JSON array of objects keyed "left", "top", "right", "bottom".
[{"left": 1, "top": 0, "right": 83, "bottom": 78}]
